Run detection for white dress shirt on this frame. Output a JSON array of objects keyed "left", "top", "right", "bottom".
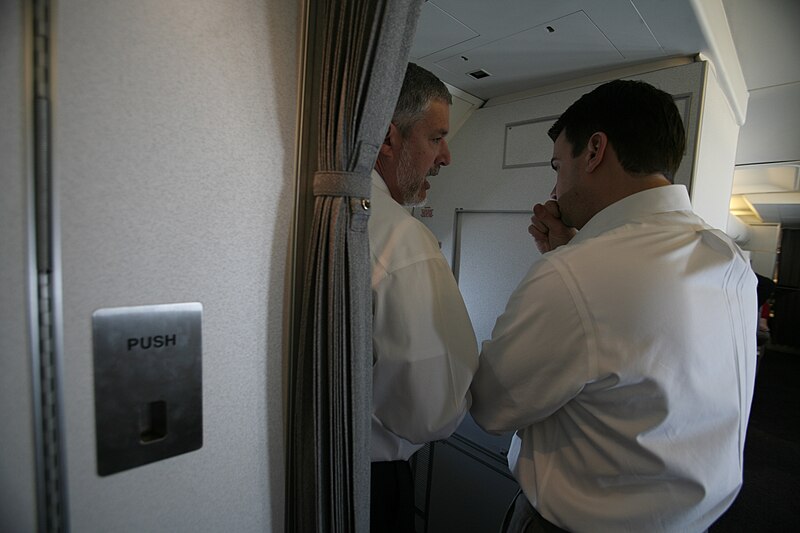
[
  {"left": 471, "top": 185, "right": 757, "bottom": 532},
  {"left": 369, "top": 170, "right": 479, "bottom": 461}
]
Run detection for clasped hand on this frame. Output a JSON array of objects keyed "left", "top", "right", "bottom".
[{"left": 528, "top": 200, "right": 577, "bottom": 254}]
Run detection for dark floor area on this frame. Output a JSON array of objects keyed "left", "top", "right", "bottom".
[{"left": 710, "top": 345, "right": 800, "bottom": 531}]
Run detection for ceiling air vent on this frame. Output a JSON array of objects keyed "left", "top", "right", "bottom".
[{"left": 468, "top": 69, "right": 492, "bottom": 80}]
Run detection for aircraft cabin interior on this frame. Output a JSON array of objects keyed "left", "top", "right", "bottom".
[{"left": 2, "top": 0, "right": 798, "bottom": 531}]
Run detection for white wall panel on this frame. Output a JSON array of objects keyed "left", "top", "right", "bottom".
[
  {"left": 722, "top": 0, "right": 800, "bottom": 91},
  {"left": 455, "top": 211, "right": 538, "bottom": 343},
  {"left": 736, "top": 82, "right": 800, "bottom": 165},
  {"left": 0, "top": 1, "right": 38, "bottom": 530},
  {"left": 53, "top": 1, "right": 298, "bottom": 531},
  {"left": 692, "top": 64, "right": 741, "bottom": 230}
]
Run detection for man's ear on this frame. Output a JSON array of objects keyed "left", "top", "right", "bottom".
[
  {"left": 585, "top": 132, "right": 608, "bottom": 173},
  {"left": 379, "top": 123, "right": 398, "bottom": 157}
]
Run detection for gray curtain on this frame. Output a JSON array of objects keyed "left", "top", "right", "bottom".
[{"left": 286, "top": 1, "right": 423, "bottom": 531}]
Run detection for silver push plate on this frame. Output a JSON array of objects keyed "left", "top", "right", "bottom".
[{"left": 92, "top": 303, "right": 203, "bottom": 476}]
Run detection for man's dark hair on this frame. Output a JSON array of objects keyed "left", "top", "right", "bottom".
[
  {"left": 392, "top": 63, "right": 452, "bottom": 137},
  {"left": 548, "top": 80, "right": 686, "bottom": 181}
]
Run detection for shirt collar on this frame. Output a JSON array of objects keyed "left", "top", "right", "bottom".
[{"left": 571, "top": 185, "right": 692, "bottom": 244}]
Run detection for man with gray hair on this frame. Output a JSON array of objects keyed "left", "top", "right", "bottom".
[{"left": 369, "top": 62, "right": 479, "bottom": 531}]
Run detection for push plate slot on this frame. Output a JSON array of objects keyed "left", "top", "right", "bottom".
[{"left": 92, "top": 302, "right": 203, "bottom": 476}]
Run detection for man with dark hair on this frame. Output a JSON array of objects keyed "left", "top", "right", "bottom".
[
  {"left": 369, "top": 62, "right": 478, "bottom": 532},
  {"left": 471, "top": 79, "right": 757, "bottom": 532}
]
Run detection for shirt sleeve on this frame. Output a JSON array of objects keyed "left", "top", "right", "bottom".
[
  {"left": 470, "top": 257, "right": 592, "bottom": 434},
  {"left": 372, "top": 256, "right": 479, "bottom": 445}
]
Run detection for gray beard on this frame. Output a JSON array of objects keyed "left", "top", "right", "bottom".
[{"left": 396, "top": 145, "right": 436, "bottom": 207}]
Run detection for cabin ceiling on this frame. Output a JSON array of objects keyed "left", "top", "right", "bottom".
[
  {"left": 412, "top": 0, "right": 800, "bottom": 226},
  {"left": 411, "top": 0, "right": 706, "bottom": 100}
]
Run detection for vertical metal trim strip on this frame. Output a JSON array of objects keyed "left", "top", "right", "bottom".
[
  {"left": 29, "top": 0, "right": 69, "bottom": 531},
  {"left": 24, "top": 2, "right": 48, "bottom": 530},
  {"left": 47, "top": 0, "right": 69, "bottom": 520}
]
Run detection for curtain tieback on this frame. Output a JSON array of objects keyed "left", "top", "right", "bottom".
[{"left": 313, "top": 171, "right": 372, "bottom": 198}]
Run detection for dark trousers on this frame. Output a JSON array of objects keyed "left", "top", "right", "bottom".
[
  {"left": 370, "top": 460, "right": 415, "bottom": 533},
  {"left": 501, "top": 491, "right": 568, "bottom": 533}
]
